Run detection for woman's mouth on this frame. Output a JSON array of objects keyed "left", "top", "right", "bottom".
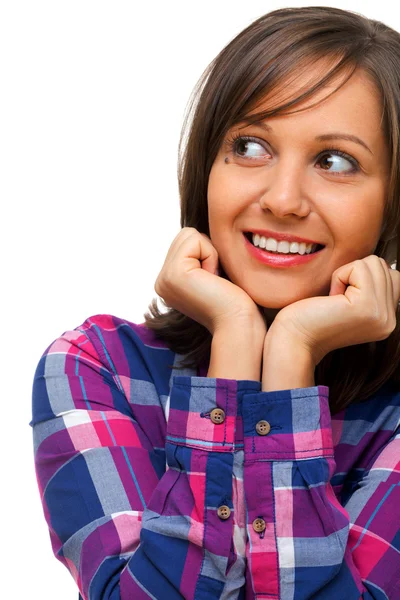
[{"left": 243, "top": 232, "right": 325, "bottom": 268}]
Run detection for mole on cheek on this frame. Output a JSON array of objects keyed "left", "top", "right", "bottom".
[{"left": 224, "top": 157, "right": 229, "bottom": 163}]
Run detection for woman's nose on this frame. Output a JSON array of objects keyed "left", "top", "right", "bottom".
[{"left": 258, "top": 160, "right": 311, "bottom": 219}]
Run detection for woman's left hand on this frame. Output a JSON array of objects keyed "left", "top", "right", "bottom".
[{"left": 270, "top": 255, "right": 400, "bottom": 367}]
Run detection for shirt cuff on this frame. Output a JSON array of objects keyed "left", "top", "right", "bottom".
[
  {"left": 242, "top": 385, "right": 333, "bottom": 460},
  {"left": 167, "top": 376, "right": 261, "bottom": 452}
]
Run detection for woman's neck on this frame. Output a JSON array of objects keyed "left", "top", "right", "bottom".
[{"left": 262, "top": 307, "right": 281, "bottom": 327}]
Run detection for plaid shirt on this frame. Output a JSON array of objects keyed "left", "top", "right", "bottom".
[{"left": 30, "top": 313, "right": 400, "bottom": 599}]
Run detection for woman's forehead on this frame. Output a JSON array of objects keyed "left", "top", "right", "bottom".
[{"left": 240, "top": 68, "right": 382, "bottom": 131}]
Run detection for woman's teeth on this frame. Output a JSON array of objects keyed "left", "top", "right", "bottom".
[{"left": 251, "top": 233, "right": 318, "bottom": 255}]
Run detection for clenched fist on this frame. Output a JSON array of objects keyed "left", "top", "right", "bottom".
[{"left": 154, "top": 227, "right": 267, "bottom": 337}]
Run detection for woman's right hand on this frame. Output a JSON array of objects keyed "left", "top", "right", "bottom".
[{"left": 154, "top": 227, "right": 268, "bottom": 337}]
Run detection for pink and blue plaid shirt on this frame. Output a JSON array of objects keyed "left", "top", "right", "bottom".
[{"left": 31, "top": 313, "right": 400, "bottom": 599}]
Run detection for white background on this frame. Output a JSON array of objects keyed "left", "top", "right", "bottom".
[{"left": 2, "top": 1, "right": 398, "bottom": 598}]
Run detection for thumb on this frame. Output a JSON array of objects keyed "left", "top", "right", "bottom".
[{"left": 329, "top": 267, "right": 348, "bottom": 296}]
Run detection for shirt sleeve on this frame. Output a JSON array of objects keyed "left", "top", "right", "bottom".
[
  {"left": 30, "top": 318, "right": 261, "bottom": 599},
  {"left": 31, "top": 317, "right": 400, "bottom": 599},
  {"left": 240, "top": 385, "right": 400, "bottom": 599}
]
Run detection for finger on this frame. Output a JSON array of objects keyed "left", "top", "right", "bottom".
[
  {"left": 176, "top": 233, "right": 218, "bottom": 274},
  {"left": 198, "top": 232, "right": 220, "bottom": 273},
  {"left": 362, "top": 256, "right": 394, "bottom": 327},
  {"left": 329, "top": 268, "right": 348, "bottom": 296},
  {"left": 375, "top": 256, "right": 392, "bottom": 321},
  {"left": 157, "top": 227, "right": 192, "bottom": 272},
  {"left": 167, "top": 227, "right": 202, "bottom": 263},
  {"left": 389, "top": 267, "right": 400, "bottom": 310},
  {"left": 329, "top": 259, "right": 375, "bottom": 304},
  {"left": 381, "top": 259, "right": 400, "bottom": 333},
  {"left": 364, "top": 256, "right": 398, "bottom": 334},
  {"left": 382, "top": 258, "right": 397, "bottom": 317},
  {"left": 165, "top": 228, "right": 215, "bottom": 274}
]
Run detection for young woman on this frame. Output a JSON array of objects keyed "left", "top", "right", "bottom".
[{"left": 31, "top": 6, "right": 400, "bottom": 599}]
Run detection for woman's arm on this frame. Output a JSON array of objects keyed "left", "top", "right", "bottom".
[
  {"left": 31, "top": 318, "right": 167, "bottom": 599},
  {"left": 240, "top": 330, "right": 400, "bottom": 599},
  {"left": 207, "top": 320, "right": 265, "bottom": 381},
  {"left": 30, "top": 314, "right": 263, "bottom": 599}
]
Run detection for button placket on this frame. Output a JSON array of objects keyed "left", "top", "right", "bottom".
[{"left": 252, "top": 517, "right": 266, "bottom": 538}]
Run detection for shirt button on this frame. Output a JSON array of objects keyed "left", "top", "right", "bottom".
[
  {"left": 210, "top": 408, "right": 226, "bottom": 424},
  {"left": 253, "top": 517, "right": 266, "bottom": 533},
  {"left": 217, "top": 505, "right": 231, "bottom": 520},
  {"left": 256, "top": 420, "right": 271, "bottom": 435}
]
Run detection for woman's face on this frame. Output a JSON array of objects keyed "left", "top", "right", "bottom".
[{"left": 207, "top": 68, "right": 390, "bottom": 322}]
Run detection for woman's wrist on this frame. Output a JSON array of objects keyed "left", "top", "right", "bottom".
[{"left": 207, "top": 321, "right": 265, "bottom": 381}]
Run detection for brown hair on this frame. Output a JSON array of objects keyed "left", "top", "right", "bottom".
[{"left": 143, "top": 6, "right": 400, "bottom": 414}]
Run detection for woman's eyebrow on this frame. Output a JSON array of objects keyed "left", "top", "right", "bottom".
[{"left": 238, "top": 118, "right": 373, "bottom": 155}]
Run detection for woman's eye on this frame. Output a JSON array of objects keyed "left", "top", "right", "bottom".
[
  {"left": 228, "top": 135, "right": 359, "bottom": 176},
  {"left": 233, "top": 137, "right": 267, "bottom": 159},
  {"left": 318, "top": 152, "right": 357, "bottom": 175}
]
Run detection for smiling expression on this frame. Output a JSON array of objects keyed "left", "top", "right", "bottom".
[{"left": 207, "top": 67, "right": 390, "bottom": 321}]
